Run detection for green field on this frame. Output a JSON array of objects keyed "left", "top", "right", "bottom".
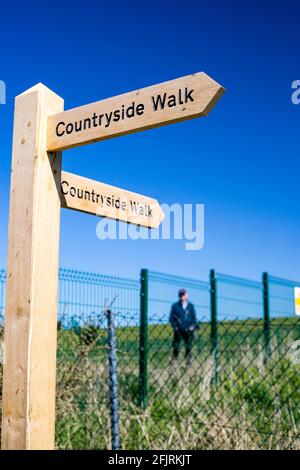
[{"left": 1, "top": 318, "right": 300, "bottom": 449}]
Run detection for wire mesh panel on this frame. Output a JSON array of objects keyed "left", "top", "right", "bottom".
[
  {"left": 58, "top": 268, "right": 139, "bottom": 328},
  {"left": 148, "top": 270, "right": 210, "bottom": 323},
  {"left": 267, "top": 275, "right": 300, "bottom": 448},
  {"left": 138, "top": 271, "right": 300, "bottom": 450},
  {"left": 269, "top": 275, "right": 299, "bottom": 319},
  {"left": 268, "top": 275, "right": 300, "bottom": 370},
  {"left": 55, "top": 268, "right": 140, "bottom": 449},
  {"left": 141, "top": 270, "right": 212, "bottom": 449},
  {"left": 212, "top": 273, "right": 300, "bottom": 449},
  {"left": 216, "top": 273, "right": 264, "bottom": 366},
  {"left": 217, "top": 273, "right": 262, "bottom": 321}
]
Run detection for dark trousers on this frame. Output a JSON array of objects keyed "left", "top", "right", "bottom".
[{"left": 172, "top": 328, "right": 194, "bottom": 359}]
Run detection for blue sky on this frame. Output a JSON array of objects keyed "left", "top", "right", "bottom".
[{"left": 0, "top": 0, "right": 299, "bottom": 283}]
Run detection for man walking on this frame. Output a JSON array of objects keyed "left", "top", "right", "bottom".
[{"left": 169, "top": 289, "right": 197, "bottom": 365}]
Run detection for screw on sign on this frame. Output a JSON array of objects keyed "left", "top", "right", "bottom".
[{"left": 1, "top": 72, "right": 224, "bottom": 450}]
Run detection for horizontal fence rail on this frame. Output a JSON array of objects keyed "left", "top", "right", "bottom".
[{"left": 0, "top": 267, "right": 299, "bottom": 449}]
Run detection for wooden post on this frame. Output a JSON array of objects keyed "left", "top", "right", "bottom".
[{"left": 1, "top": 84, "right": 64, "bottom": 450}]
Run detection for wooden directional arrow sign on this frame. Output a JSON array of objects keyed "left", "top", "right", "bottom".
[
  {"left": 47, "top": 72, "right": 224, "bottom": 151},
  {"left": 61, "top": 171, "right": 164, "bottom": 228}
]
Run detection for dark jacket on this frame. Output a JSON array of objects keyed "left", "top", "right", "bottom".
[{"left": 169, "top": 301, "right": 197, "bottom": 332}]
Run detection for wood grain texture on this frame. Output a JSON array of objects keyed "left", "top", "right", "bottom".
[
  {"left": 47, "top": 72, "right": 224, "bottom": 151},
  {"left": 1, "top": 84, "right": 63, "bottom": 450},
  {"left": 61, "top": 171, "right": 164, "bottom": 228}
]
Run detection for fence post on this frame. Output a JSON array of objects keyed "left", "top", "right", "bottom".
[
  {"left": 106, "top": 308, "right": 121, "bottom": 450},
  {"left": 262, "top": 272, "right": 271, "bottom": 365},
  {"left": 210, "top": 269, "right": 218, "bottom": 385},
  {"left": 139, "top": 268, "right": 149, "bottom": 408}
]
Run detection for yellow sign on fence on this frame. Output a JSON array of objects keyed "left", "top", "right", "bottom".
[{"left": 295, "top": 287, "right": 300, "bottom": 316}]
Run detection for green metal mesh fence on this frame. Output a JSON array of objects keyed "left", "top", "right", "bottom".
[{"left": 0, "top": 267, "right": 299, "bottom": 449}]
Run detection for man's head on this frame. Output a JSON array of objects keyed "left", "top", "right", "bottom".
[{"left": 178, "top": 288, "right": 188, "bottom": 303}]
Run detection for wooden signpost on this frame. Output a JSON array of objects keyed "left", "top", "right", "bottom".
[
  {"left": 1, "top": 72, "right": 224, "bottom": 449},
  {"left": 47, "top": 72, "right": 224, "bottom": 151}
]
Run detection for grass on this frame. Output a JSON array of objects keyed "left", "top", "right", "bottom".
[{"left": 1, "top": 318, "right": 300, "bottom": 449}]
